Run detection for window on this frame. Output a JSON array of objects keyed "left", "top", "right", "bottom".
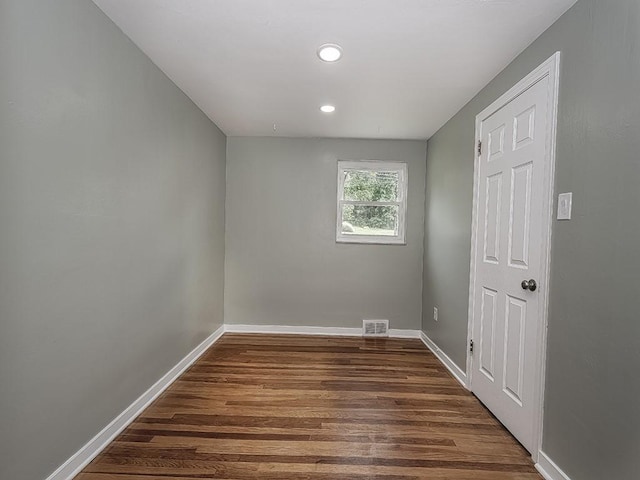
[{"left": 336, "top": 160, "right": 408, "bottom": 244}]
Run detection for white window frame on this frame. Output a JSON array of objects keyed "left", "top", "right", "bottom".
[{"left": 336, "top": 160, "right": 408, "bottom": 245}]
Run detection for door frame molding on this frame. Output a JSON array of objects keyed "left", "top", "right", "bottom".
[{"left": 466, "top": 52, "right": 561, "bottom": 462}]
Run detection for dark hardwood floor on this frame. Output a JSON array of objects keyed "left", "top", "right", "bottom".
[{"left": 77, "top": 334, "right": 542, "bottom": 479}]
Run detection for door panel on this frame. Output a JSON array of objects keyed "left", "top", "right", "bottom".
[
  {"left": 508, "top": 162, "right": 532, "bottom": 268},
  {"left": 513, "top": 106, "right": 536, "bottom": 150},
  {"left": 484, "top": 173, "right": 502, "bottom": 264},
  {"left": 488, "top": 124, "right": 506, "bottom": 160},
  {"left": 503, "top": 294, "right": 526, "bottom": 405},
  {"left": 479, "top": 287, "right": 498, "bottom": 381}
]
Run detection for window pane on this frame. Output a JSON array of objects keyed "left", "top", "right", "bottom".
[
  {"left": 343, "top": 169, "right": 399, "bottom": 202},
  {"left": 341, "top": 205, "right": 399, "bottom": 236}
]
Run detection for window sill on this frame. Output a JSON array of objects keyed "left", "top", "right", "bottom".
[{"left": 336, "top": 236, "right": 407, "bottom": 245}]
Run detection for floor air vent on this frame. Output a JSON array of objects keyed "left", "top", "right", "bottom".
[{"left": 363, "top": 319, "right": 389, "bottom": 337}]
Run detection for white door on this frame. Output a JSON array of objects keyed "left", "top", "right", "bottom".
[{"left": 470, "top": 56, "right": 559, "bottom": 454}]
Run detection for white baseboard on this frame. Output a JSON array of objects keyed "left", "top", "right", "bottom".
[
  {"left": 387, "top": 328, "right": 422, "bottom": 339},
  {"left": 419, "top": 331, "right": 469, "bottom": 389},
  {"left": 45, "top": 325, "right": 225, "bottom": 480},
  {"left": 223, "top": 323, "right": 421, "bottom": 339},
  {"left": 536, "top": 451, "right": 572, "bottom": 480}
]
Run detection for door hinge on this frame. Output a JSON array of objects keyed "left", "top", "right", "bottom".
[
  {"left": 477, "top": 141, "right": 482, "bottom": 156},
  {"left": 469, "top": 339, "right": 474, "bottom": 354}
]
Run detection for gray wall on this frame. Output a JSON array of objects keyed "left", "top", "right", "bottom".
[
  {"left": 226, "top": 137, "right": 426, "bottom": 330},
  {"left": 422, "top": 0, "right": 640, "bottom": 478},
  {"left": 0, "top": 1, "right": 226, "bottom": 479}
]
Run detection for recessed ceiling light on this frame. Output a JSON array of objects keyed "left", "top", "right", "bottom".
[
  {"left": 320, "top": 105, "right": 336, "bottom": 113},
  {"left": 317, "top": 43, "right": 343, "bottom": 62}
]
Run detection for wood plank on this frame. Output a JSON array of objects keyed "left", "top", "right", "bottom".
[{"left": 78, "top": 334, "right": 541, "bottom": 479}]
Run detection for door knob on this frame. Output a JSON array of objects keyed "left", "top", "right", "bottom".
[{"left": 521, "top": 279, "right": 537, "bottom": 292}]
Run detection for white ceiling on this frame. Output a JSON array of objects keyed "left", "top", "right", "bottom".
[{"left": 92, "top": 0, "right": 577, "bottom": 140}]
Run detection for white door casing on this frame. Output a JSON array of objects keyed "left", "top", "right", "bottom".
[{"left": 467, "top": 53, "right": 560, "bottom": 457}]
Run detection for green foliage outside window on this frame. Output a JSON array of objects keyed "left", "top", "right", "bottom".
[{"left": 342, "top": 170, "right": 399, "bottom": 231}]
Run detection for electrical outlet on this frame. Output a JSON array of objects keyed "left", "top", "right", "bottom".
[{"left": 433, "top": 307, "right": 438, "bottom": 322}]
